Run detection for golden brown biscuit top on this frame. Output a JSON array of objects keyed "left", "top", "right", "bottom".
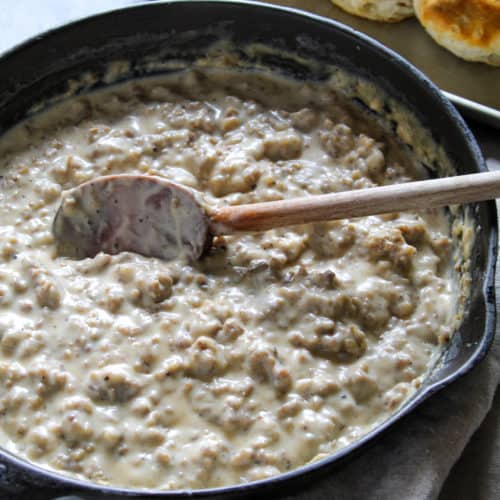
[{"left": 419, "top": 0, "right": 500, "bottom": 47}]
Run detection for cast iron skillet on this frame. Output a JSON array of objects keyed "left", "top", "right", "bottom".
[{"left": 0, "top": 1, "right": 496, "bottom": 499}]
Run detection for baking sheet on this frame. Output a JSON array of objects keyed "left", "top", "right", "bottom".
[{"left": 268, "top": 1, "right": 500, "bottom": 114}]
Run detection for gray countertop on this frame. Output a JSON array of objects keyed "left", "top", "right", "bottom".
[{"left": 0, "top": 1, "right": 499, "bottom": 499}]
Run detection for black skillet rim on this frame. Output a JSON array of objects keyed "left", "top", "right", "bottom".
[{"left": 0, "top": 1, "right": 496, "bottom": 498}]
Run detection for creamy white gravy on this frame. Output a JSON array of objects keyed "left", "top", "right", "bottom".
[{"left": 0, "top": 69, "right": 457, "bottom": 489}]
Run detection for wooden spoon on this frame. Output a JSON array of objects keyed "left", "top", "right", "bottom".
[{"left": 53, "top": 171, "right": 500, "bottom": 261}]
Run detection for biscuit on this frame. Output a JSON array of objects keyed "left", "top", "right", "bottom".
[
  {"left": 414, "top": 0, "right": 500, "bottom": 66},
  {"left": 330, "top": 0, "right": 414, "bottom": 22}
]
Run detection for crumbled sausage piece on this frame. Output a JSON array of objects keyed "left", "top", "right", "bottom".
[
  {"left": 261, "top": 232, "right": 309, "bottom": 263},
  {"left": 290, "top": 108, "right": 319, "bottom": 132},
  {"left": 353, "top": 293, "right": 391, "bottom": 332},
  {"left": 364, "top": 148, "right": 385, "bottom": 177},
  {"left": 1, "top": 328, "right": 29, "bottom": 355},
  {"left": 208, "top": 377, "right": 254, "bottom": 398},
  {"left": 219, "top": 404, "right": 253, "bottom": 433},
  {"left": 155, "top": 447, "right": 172, "bottom": 467},
  {"left": 383, "top": 383, "right": 411, "bottom": 410},
  {"left": 295, "top": 376, "right": 340, "bottom": 398},
  {"left": 154, "top": 355, "right": 186, "bottom": 380},
  {"left": 251, "top": 411, "right": 281, "bottom": 446},
  {"left": 131, "top": 273, "right": 174, "bottom": 309},
  {"left": 30, "top": 268, "right": 61, "bottom": 309},
  {"left": 262, "top": 132, "right": 303, "bottom": 161},
  {"left": 277, "top": 397, "right": 305, "bottom": 419},
  {"left": 248, "top": 344, "right": 292, "bottom": 394},
  {"left": 397, "top": 220, "right": 428, "bottom": 246},
  {"left": 309, "top": 270, "right": 339, "bottom": 290},
  {"left": 309, "top": 223, "right": 356, "bottom": 258},
  {"left": 216, "top": 318, "right": 244, "bottom": 343},
  {"left": 187, "top": 313, "right": 221, "bottom": 338},
  {"left": 27, "top": 426, "right": 57, "bottom": 457},
  {"left": 133, "top": 346, "right": 158, "bottom": 374},
  {"left": 0, "top": 361, "right": 27, "bottom": 388},
  {"left": 131, "top": 397, "right": 153, "bottom": 417},
  {"left": 8, "top": 272, "right": 28, "bottom": 294},
  {"left": 221, "top": 116, "right": 241, "bottom": 133},
  {"left": 146, "top": 405, "right": 179, "bottom": 427},
  {"left": 246, "top": 465, "right": 282, "bottom": 481},
  {"left": 100, "top": 426, "right": 123, "bottom": 450},
  {"left": 354, "top": 275, "right": 416, "bottom": 328},
  {"left": 115, "top": 316, "right": 141, "bottom": 337},
  {"left": 61, "top": 410, "right": 94, "bottom": 443},
  {"left": 319, "top": 123, "right": 355, "bottom": 158},
  {"left": 131, "top": 427, "right": 165, "bottom": 447},
  {"left": 230, "top": 447, "right": 254, "bottom": 468},
  {"left": 87, "top": 364, "right": 142, "bottom": 403},
  {"left": 390, "top": 292, "right": 415, "bottom": 319},
  {"left": 431, "top": 235, "right": 452, "bottom": 259},
  {"left": 35, "top": 180, "right": 62, "bottom": 203},
  {"left": 185, "top": 336, "right": 227, "bottom": 380},
  {"left": 186, "top": 435, "right": 230, "bottom": 485},
  {"left": 208, "top": 162, "right": 261, "bottom": 197},
  {"left": 97, "top": 285, "right": 125, "bottom": 313},
  {"left": 62, "top": 396, "right": 94, "bottom": 414},
  {"left": 0, "top": 386, "right": 29, "bottom": 415},
  {"left": 116, "top": 264, "right": 135, "bottom": 283},
  {"left": 75, "top": 254, "right": 112, "bottom": 275},
  {"left": 0, "top": 284, "right": 13, "bottom": 306},
  {"left": 146, "top": 273, "right": 173, "bottom": 303},
  {"left": 28, "top": 365, "right": 69, "bottom": 396},
  {"left": 297, "top": 291, "right": 358, "bottom": 320},
  {"left": 288, "top": 322, "right": 367, "bottom": 361},
  {"left": 406, "top": 322, "right": 438, "bottom": 344},
  {"left": 344, "top": 369, "right": 379, "bottom": 403},
  {"left": 36, "top": 280, "right": 61, "bottom": 309},
  {"left": 294, "top": 408, "right": 338, "bottom": 445},
  {"left": 169, "top": 101, "right": 218, "bottom": 133},
  {"left": 189, "top": 386, "right": 253, "bottom": 433},
  {"left": 364, "top": 227, "right": 416, "bottom": 271}
]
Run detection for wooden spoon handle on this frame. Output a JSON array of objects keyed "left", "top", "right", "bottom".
[{"left": 209, "top": 170, "right": 500, "bottom": 234}]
